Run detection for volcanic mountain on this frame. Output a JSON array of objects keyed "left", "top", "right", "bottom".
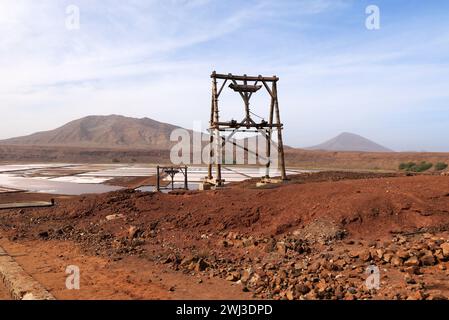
[
  {"left": 0, "top": 115, "right": 186, "bottom": 149},
  {"left": 306, "top": 132, "right": 393, "bottom": 152}
]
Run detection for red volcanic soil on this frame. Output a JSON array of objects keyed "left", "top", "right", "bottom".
[
  {"left": 1, "top": 171, "right": 449, "bottom": 300},
  {"left": 6, "top": 171, "right": 443, "bottom": 241}
]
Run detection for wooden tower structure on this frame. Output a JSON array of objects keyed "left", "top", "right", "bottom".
[{"left": 206, "top": 71, "right": 287, "bottom": 186}]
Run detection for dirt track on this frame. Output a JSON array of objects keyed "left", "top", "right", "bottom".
[
  {"left": 0, "top": 237, "right": 250, "bottom": 300},
  {"left": 0, "top": 171, "right": 448, "bottom": 300},
  {"left": 0, "top": 281, "right": 11, "bottom": 300}
]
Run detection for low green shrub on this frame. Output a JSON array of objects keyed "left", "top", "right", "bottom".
[
  {"left": 435, "top": 162, "right": 448, "bottom": 171},
  {"left": 399, "top": 161, "right": 433, "bottom": 172}
]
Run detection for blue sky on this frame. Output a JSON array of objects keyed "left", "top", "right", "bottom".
[{"left": 0, "top": 0, "right": 448, "bottom": 151}]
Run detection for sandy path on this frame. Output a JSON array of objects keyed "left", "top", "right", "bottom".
[
  {"left": 0, "top": 281, "right": 11, "bottom": 300},
  {"left": 0, "top": 236, "right": 252, "bottom": 300}
]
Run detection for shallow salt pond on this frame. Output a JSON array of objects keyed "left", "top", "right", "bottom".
[
  {"left": 0, "top": 163, "right": 310, "bottom": 195},
  {"left": 0, "top": 173, "right": 121, "bottom": 195}
]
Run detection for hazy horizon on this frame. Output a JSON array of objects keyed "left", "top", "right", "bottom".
[
  {"left": 1, "top": 1, "right": 449, "bottom": 151},
  {"left": 1, "top": 112, "right": 445, "bottom": 153}
]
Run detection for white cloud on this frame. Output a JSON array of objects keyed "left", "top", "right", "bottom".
[{"left": 0, "top": 0, "right": 448, "bottom": 151}]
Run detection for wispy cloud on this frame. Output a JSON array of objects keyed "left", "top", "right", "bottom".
[{"left": 0, "top": 0, "right": 448, "bottom": 151}]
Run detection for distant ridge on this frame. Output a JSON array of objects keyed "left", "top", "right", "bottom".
[
  {"left": 0, "top": 115, "right": 184, "bottom": 149},
  {"left": 306, "top": 132, "right": 393, "bottom": 152}
]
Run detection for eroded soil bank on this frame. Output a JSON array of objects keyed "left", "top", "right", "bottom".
[{"left": 0, "top": 171, "right": 448, "bottom": 300}]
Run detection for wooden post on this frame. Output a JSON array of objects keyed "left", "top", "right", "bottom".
[
  {"left": 156, "top": 165, "right": 160, "bottom": 192},
  {"left": 243, "top": 75, "right": 250, "bottom": 124},
  {"left": 184, "top": 166, "right": 188, "bottom": 190},
  {"left": 208, "top": 72, "right": 215, "bottom": 181},
  {"left": 273, "top": 80, "right": 287, "bottom": 180},
  {"left": 265, "top": 81, "right": 275, "bottom": 178},
  {"left": 212, "top": 73, "right": 222, "bottom": 185}
]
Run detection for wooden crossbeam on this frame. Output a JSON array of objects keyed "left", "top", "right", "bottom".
[{"left": 212, "top": 73, "right": 279, "bottom": 82}]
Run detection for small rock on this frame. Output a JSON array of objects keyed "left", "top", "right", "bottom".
[
  {"left": 404, "top": 275, "right": 416, "bottom": 284},
  {"left": 440, "top": 243, "right": 449, "bottom": 258},
  {"left": 194, "top": 259, "right": 209, "bottom": 272},
  {"left": 106, "top": 214, "right": 125, "bottom": 221},
  {"left": 404, "top": 256, "right": 420, "bottom": 267},
  {"left": 428, "top": 293, "right": 448, "bottom": 300},
  {"left": 390, "top": 256, "right": 403, "bottom": 267},
  {"left": 367, "top": 241, "right": 377, "bottom": 248},
  {"left": 295, "top": 283, "right": 311, "bottom": 295},
  {"left": 404, "top": 266, "right": 422, "bottom": 275},
  {"left": 376, "top": 249, "right": 385, "bottom": 260},
  {"left": 348, "top": 287, "right": 357, "bottom": 295},
  {"left": 220, "top": 240, "right": 231, "bottom": 248},
  {"left": 396, "top": 250, "right": 410, "bottom": 260},
  {"left": 265, "top": 238, "right": 276, "bottom": 253},
  {"left": 360, "top": 250, "right": 372, "bottom": 262},
  {"left": 383, "top": 253, "right": 394, "bottom": 263},
  {"left": 397, "top": 236, "right": 407, "bottom": 245},
  {"left": 408, "top": 290, "right": 426, "bottom": 300},
  {"left": 180, "top": 257, "right": 193, "bottom": 267},
  {"left": 285, "top": 290, "right": 295, "bottom": 301},
  {"left": 276, "top": 242, "right": 287, "bottom": 255},
  {"left": 434, "top": 249, "right": 444, "bottom": 261},
  {"left": 128, "top": 226, "right": 140, "bottom": 239},
  {"left": 240, "top": 268, "right": 253, "bottom": 283},
  {"left": 315, "top": 280, "right": 328, "bottom": 293},
  {"left": 38, "top": 231, "right": 49, "bottom": 239},
  {"left": 334, "top": 259, "right": 347, "bottom": 270},
  {"left": 242, "top": 238, "right": 254, "bottom": 247},
  {"left": 420, "top": 253, "right": 436, "bottom": 266},
  {"left": 163, "top": 254, "right": 179, "bottom": 264},
  {"left": 226, "top": 271, "right": 241, "bottom": 282}
]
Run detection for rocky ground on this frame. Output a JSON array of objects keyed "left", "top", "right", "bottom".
[
  {"left": 161, "top": 231, "right": 449, "bottom": 300},
  {"left": 0, "top": 171, "right": 448, "bottom": 300}
]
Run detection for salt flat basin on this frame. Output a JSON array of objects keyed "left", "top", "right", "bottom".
[
  {"left": 0, "top": 163, "right": 313, "bottom": 196},
  {"left": 0, "top": 174, "right": 122, "bottom": 195},
  {"left": 0, "top": 163, "right": 70, "bottom": 173}
]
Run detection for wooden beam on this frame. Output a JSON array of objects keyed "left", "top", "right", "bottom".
[
  {"left": 231, "top": 79, "right": 248, "bottom": 105},
  {"left": 262, "top": 81, "right": 274, "bottom": 98},
  {"left": 248, "top": 80, "right": 260, "bottom": 100},
  {"left": 213, "top": 122, "right": 282, "bottom": 128},
  {"left": 212, "top": 73, "right": 279, "bottom": 82},
  {"left": 217, "top": 79, "right": 228, "bottom": 98}
]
